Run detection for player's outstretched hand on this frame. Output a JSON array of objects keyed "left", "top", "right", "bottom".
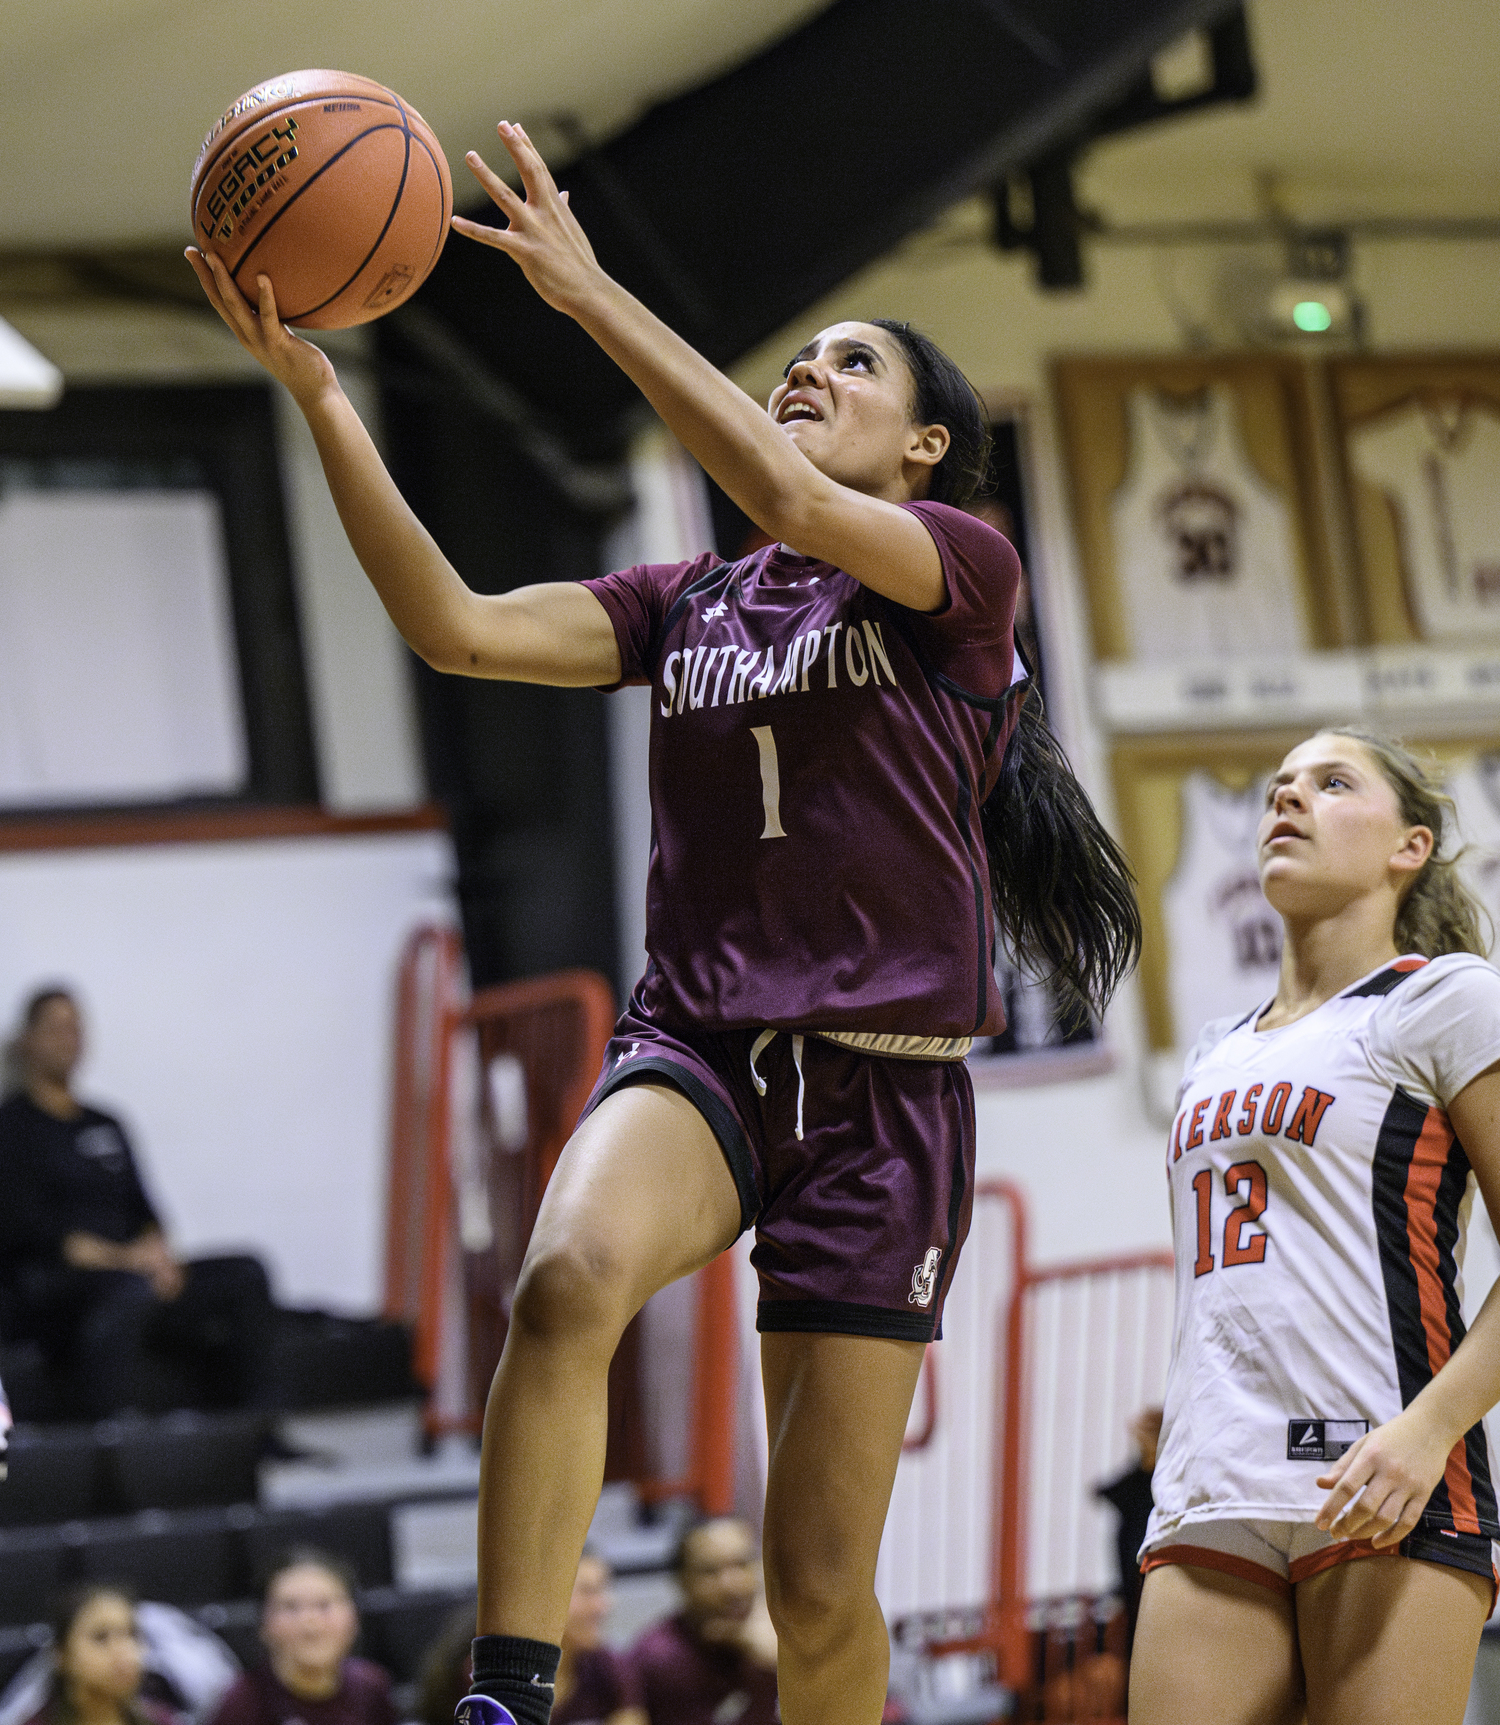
[
  {"left": 184, "top": 248, "right": 339, "bottom": 408},
  {"left": 1313, "top": 1404, "right": 1456, "bottom": 1547},
  {"left": 451, "top": 122, "right": 606, "bottom": 316}
]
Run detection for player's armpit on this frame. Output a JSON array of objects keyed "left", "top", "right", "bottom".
[{"left": 449, "top": 580, "right": 624, "bottom": 686}]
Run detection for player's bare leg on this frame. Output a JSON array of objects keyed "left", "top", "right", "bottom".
[
  {"left": 1129, "top": 1564, "right": 1302, "bottom": 1725},
  {"left": 1295, "top": 1557, "right": 1488, "bottom": 1725},
  {"left": 760, "top": 1331, "right": 926, "bottom": 1725},
  {"left": 476, "top": 1082, "right": 742, "bottom": 1641}
]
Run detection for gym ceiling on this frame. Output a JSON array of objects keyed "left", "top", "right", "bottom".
[{"left": 4, "top": 0, "right": 1497, "bottom": 469}]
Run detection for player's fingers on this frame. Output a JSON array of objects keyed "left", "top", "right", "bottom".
[
  {"left": 1315, "top": 1466, "right": 1371, "bottom": 1532},
  {"left": 498, "top": 120, "right": 560, "bottom": 201},
  {"left": 465, "top": 149, "right": 523, "bottom": 214},
  {"left": 1315, "top": 1450, "right": 1354, "bottom": 1491},
  {"left": 202, "top": 251, "right": 262, "bottom": 342},
  {"left": 1371, "top": 1496, "right": 1423, "bottom": 1548},
  {"left": 255, "top": 274, "right": 283, "bottom": 334},
  {"left": 184, "top": 248, "right": 224, "bottom": 310},
  {"left": 449, "top": 214, "right": 521, "bottom": 253}
]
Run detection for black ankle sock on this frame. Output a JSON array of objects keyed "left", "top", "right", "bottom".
[{"left": 468, "top": 1636, "right": 561, "bottom": 1725}]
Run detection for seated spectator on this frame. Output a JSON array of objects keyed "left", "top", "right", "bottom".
[
  {"left": 21, "top": 1584, "right": 175, "bottom": 1725},
  {"left": 629, "top": 1518, "right": 776, "bottom": 1725},
  {"left": 0, "top": 986, "right": 277, "bottom": 1417},
  {"left": 554, "top": 1552, "right": 644, "bottom": 1725},
  {"left": 208, "top": 1550, "right": 394, "bottom": 1725}
]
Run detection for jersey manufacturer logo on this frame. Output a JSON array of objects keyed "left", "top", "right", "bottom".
[
  {"left": 1287, "top": 1418, "right": 1368, "bottom": 1461},
  {"left": 702, "top": 601, "right": 728, "bottom": 619},
  {"left": 613, "top": 1042, "right": 643, "bottom": 1068},
  {"left": 908, "top": 1247, "right": 942, "bottom": 1309}
]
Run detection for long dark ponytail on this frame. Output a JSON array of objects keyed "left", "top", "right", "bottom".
[
  {"left": 984, "top": 689, "right": 1142, "bottom": 1026},
  {"left": 876, "top": 317, "right": 1143, "bottom": 1023}
]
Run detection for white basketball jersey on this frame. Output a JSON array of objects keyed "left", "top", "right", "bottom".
[
  {"left": 1349, "top": 398, "right": 1500, "bottom": 642},
  {"left": 1110, "top": 387, "right": 1309, "bottom": 660},
  {"left": 1449, "top": 754, "right": 1500, "bottom": 958},
  {"left": 1162, "top": 773, "right": 1283, "bottom": 1051},
  {"left": 1147, "top": 954, "right": 1500, "bottom": 1547}
]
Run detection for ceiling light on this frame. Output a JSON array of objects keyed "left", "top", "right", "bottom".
[{"left": 1263, "top": 278, "right": 1359, "bottom": 340}]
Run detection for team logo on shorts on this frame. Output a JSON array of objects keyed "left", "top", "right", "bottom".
[{"left": 908, "top": 1248, "right": 942, "bottom": 1309}]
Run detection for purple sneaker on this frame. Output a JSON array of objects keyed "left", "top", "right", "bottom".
[{"left": 455, "top": 1699, "right": 518, "bottom": 1725}]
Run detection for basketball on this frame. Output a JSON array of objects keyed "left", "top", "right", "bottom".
[{"left": 189, "top": 69, "right": 453, "bottom": 330}]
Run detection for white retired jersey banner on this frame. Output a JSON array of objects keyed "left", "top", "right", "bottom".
[
  {"left": 1163, "top": 772, "right": 1283, "bottom": 1052},
  {"left": 1349, "top": 398, "right": 1500, "bottom": 643},
  {"left": 1110, "top": 387, "right": 1309, "bottom": 661},
  {"left": 1148, "top": 954, "right": 1500, "bottom": 1548},
  {"left": 1450, "top": 753, "right": 1500, "bottom": 958}
]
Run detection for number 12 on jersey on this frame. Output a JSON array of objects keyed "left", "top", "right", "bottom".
[
  {"left": 1191, "top": 1161, "right": 1268, "bottom": 1278},
  {"left": 750, "top": 726, "right": 787, "bottom": 840}
]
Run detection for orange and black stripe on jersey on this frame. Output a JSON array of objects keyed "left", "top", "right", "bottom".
[{"left": 1371, "top": 1080, "right": 1499, "bottom": 1538}]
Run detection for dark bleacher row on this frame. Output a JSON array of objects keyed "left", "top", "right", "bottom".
[
  {"left": 0, "top": 1412, "right": 477, "bottom": 1705},
  {"left": 0, "top": 1411, "right": 268, "bottom": 1525},
  {"left": 0, "top": 1495, "right": 403, "bottom": 1624}
]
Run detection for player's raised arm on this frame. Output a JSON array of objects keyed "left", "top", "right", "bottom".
[
  {"left": 453, "top": 123, "right": 949, "bottom": 613},
  {"left": 184, "top": 246, "right": 621, "bottom": 687}
]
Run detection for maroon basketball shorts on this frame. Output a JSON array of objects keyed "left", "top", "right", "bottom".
[{"left": 579, "top": 1007, "right": 976, "bottom": 1343}]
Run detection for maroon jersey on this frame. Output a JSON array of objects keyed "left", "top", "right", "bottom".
[
  {"left": 584, "top": 501, "right": 1021, "bottom": 1039},
  {"left": 552, "top": 1646, "right": 642, "bottom": 1724},
  {"left": 207, "top": 1661, "right": 396, "bottom": 1725},
  {"left": 627, "top": 1614, "right": 777, "bottom": 1725}
]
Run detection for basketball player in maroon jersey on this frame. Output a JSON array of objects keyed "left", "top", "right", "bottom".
[{"left": 186, "top": 121, "right": 1140, "bottom": 1725}]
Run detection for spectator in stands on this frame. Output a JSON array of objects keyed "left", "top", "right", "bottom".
[
  {"left": 0, "top": 986, "right": 277, "bottom": 1418},
  {"left": 22, "top": 1584, "right": 174, "bottom": 1725},
  {"left": 416, "top": 1553, "right": 643, "bottom": 1725},
  {"left": 629, "top": 1519, "right": 776, "bottom": 1725},
  {"left": 209, "top": 1550, "right": 394, "bottom": 1725},
  {"left": 554, "top": 1551, "right": 644, "bottom": 1725},
  {"left": 415, "top": 1608, "right": 474, "bottom": 1725}
]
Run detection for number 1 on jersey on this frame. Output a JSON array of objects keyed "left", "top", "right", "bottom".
[{"left": 750, "top": 726, "right": 787, "bottom": 840}]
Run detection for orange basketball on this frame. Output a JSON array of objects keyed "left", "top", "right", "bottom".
[{"left": 190, "top": 69, "right": 453, "bottom": 329}]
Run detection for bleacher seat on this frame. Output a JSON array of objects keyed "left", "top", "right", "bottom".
[
  {"left": 242, "top": 1499, "right": 393, "bottom": 1590},
  {"left": 0, "top": 1623, "right": 50, "bottom": 1693},
  {"left": 74, "top": 1509, "right": 242, "bottom": 1608},
  {"left": 0, "top": 1528, "right": 71, "bottom": 1628},
  {"left": 194, "top": 1598, "right": 265, "bottom": 1670},
  {"left": 102, "top": 1410, "right": 267, "bottom": 1513},
  {"left": 357, "top": 1586, "right": 475, "bottom": 1683},
  {"left": 0, "top": 1426, "right": 102, "bottom": 1528}
]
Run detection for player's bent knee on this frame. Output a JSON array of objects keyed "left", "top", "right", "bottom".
[{"left": 509, "top": 1234, "right": 634, "bottom": 1344}]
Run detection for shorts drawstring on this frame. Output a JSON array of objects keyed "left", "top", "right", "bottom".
[{"left": 749, "top": 1029, "right": 806, "bottom": 1141}]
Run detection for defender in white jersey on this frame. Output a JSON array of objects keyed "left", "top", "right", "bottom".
[{"left": 1132, "top": 729, "right": 1500, "bottom": 1725}]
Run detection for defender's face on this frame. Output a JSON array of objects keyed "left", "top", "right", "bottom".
[
  {"left": 767, "top": 322, "right": 945, "bottom": 501},
  {"left": 1257, "top": 734, "right": 1429, "bottom": 917}
]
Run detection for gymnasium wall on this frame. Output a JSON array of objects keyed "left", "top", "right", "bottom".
[
  {"left": 0, "top": 310, "right": 445, "bottom": 1311},
  {"left": 0, "top": 826, "right": 453, "bottom": 1310}
]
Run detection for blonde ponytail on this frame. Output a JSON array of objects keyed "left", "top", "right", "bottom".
[{"left": 1329, "top": 728, "right": 1490, "bottom": 959}]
